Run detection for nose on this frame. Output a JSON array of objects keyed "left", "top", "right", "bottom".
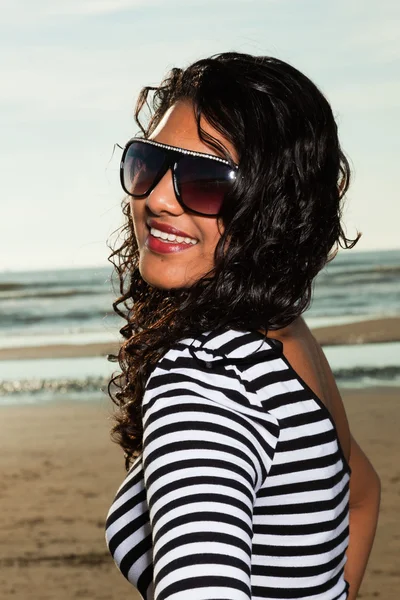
[{"left": 145, "top": 167, "right": 183, "bottom": 215}]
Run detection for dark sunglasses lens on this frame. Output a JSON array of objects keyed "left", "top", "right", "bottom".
[
  {"left": 176, "top": 157, "right": 236, "bottom": 215},
  {"left": 122, "top": 142, "right": 165, "bottom": 196}
]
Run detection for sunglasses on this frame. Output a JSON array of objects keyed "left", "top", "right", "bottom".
[{"left": 120, "top": 138, "right": 238, "bottom": 216}]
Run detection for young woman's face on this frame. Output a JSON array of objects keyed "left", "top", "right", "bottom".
[{"left": 129, "top": 99, "right": 238, "bottom": 289}]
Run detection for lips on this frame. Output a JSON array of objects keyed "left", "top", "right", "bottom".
[
  {"left": 145, "top": 231, "right": 197, "bottom": 254},
  {"left": 147, "top": 219, "right": 197, "bottom": 240}
]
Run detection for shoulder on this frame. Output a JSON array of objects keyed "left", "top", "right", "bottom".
[
  {"left": 142, "top": 327, "right": 282, "bottom": 430},
  {"left": 141, "top": 328, "right": 282, "bottom": 487},
  {"left": 267, "top": 316, "right": 351, "bottom": 465},
  {"left": 147, "top": 327, "right": 281, "bottom": 382}
]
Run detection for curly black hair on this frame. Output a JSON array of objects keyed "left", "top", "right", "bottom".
[{"left": 107, "top": 52, "right": 361, "bottom": 469}]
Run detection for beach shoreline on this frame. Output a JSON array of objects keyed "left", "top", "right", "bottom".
[{"left": 1, "top": 316, "right": 399, "bottom": 361}]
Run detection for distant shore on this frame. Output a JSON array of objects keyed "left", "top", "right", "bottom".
[{"left": 1, "top": 317, "right": 399, "bottom": 361}]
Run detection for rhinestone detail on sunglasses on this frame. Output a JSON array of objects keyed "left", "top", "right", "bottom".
[{"left": 128, "top": 138, "right": 237, "bottom": 166}]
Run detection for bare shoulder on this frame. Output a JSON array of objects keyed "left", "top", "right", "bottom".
[{"left": 266, "top": 317, "right": 351, "bottom": 466}]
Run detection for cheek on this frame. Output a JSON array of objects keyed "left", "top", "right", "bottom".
[
  {"left": 129, "top": 199, "right": 143, "bottom": 239},
  {"left": 206, "top": 219, "right": 224, "bottom": 252},
  {"left": 193, "top": 220, "right": 224, "bottom": 268},
  {"left": 198, "top": 217, "right": 224, "bottom": 244},
  {"left": 129, "top": 199, "right": 138, "bottom": 222}
]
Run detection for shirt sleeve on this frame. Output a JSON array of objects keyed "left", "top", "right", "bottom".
[{"left": 142, "top": 361, "right": 280, "bottom": 600}]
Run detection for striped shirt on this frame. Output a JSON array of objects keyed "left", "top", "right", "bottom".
[{"left": 105, "top": 327, "right": 351, "bottom": 600}]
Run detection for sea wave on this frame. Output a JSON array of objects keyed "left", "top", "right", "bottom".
[
  {"left": 327, "top": 265, "right": 400, "bottom": 276},
  {"left": 0, "top": 289, "right": 104, "bottom": 300},
  {"left": 1, "top": 366, "right": 399, "bottom": 398},
  {"left": 320, "top": 266, "right": 400, "bottom": 286},
  {"left": 0, "top": 279, "right": 108, "bottom": 292},
  {"left": 0, "top": 310, "right": 115, "bottom": 327},
  {"left": 334, "top": 365, "right": 400, "bottom": 383},
  {"left": 0, "top": 376, "right": 108, "bottom": 396}
]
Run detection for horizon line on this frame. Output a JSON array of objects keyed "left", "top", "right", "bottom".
[{"left": 1, "top": 246, "right": 399, "bottom": 274}]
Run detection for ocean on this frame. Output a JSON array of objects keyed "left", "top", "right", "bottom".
[{"left": 0, "top": 248, "right": 399, "bottom": 405}]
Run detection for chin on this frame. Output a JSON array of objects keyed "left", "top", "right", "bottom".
[
  {"left": 139, "top": 264, "right": 188, "bottom": 290},
  {"left": 138, "top": 259, "right": 206, "bottom": 290}
]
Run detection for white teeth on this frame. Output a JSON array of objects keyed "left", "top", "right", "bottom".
[{"left": 149, "top": 227, "right": 198, "bottom": 245}]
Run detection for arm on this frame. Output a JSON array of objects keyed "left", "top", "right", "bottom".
[
  {"left": 142, "top": 383, "right": 280, "bottom": 600},
  {"left": 345, "top": 434, "right": 381, "bottom": 600}
]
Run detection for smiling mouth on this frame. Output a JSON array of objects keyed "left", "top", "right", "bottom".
[{"left": 148, "top": 226, "right": 198, "bottom": 246}]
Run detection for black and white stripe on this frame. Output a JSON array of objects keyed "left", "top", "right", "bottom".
[{"left": 105, "top": 328, "right": 350, "bottom": 600}]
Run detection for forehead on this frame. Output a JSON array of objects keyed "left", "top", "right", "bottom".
[{"left": 149, "top": 99, "right": 238, "bottom": 162}]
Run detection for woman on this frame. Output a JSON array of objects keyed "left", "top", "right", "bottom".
[{"left": 105, "top": 52, "right": 381, "bottom": 600}]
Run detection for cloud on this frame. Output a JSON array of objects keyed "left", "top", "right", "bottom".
[
  {"left": 0, "top": 50, "right": 132, "bottom": 115},
  {"left": 0, "top": 0, "right": 260, "bottom": 21},
  {"left": 45, "top": 0, "right": 155, "bottom": 16},
  {"left": 0, "top": 0, "right": 153, "bottom": 18}
]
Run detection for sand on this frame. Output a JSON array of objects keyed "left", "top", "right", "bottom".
[
  {"left": 1, "top": 316, "right": 399, "bottom": 598},
  {"left": 312, "top": 317, "right": 400, "bottom": 346},
  {"left": 0, "top": 387, "right": 399, "bottom": 599},
  {"left": 1, "top": 317, "right": 399, "bottom": 361}
]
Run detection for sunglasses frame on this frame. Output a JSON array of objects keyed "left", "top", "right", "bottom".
[{"left": 120, "top": 138, "right": 238, "bottom": 217}]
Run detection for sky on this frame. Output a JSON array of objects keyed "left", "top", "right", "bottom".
[{"left": 1, "top": 0, "right": 399, "bottom": 271}]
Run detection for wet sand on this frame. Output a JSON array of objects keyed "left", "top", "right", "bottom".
[
  {"left": 1, "top": 316, "right": 399, "bottom": 361},
  {"left": 0, "top": 387, "right": 399, "bottom": 599}
]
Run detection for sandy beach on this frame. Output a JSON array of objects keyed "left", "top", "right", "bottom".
[
  {"left": 0, "top": 386, "right": 398, "bottom": 599},
  {"left": 1, "top": 316, "right": 399, "bottom": 361},
  {"left": 0, "top": 316, "right": 399, "bottom": 599}
]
